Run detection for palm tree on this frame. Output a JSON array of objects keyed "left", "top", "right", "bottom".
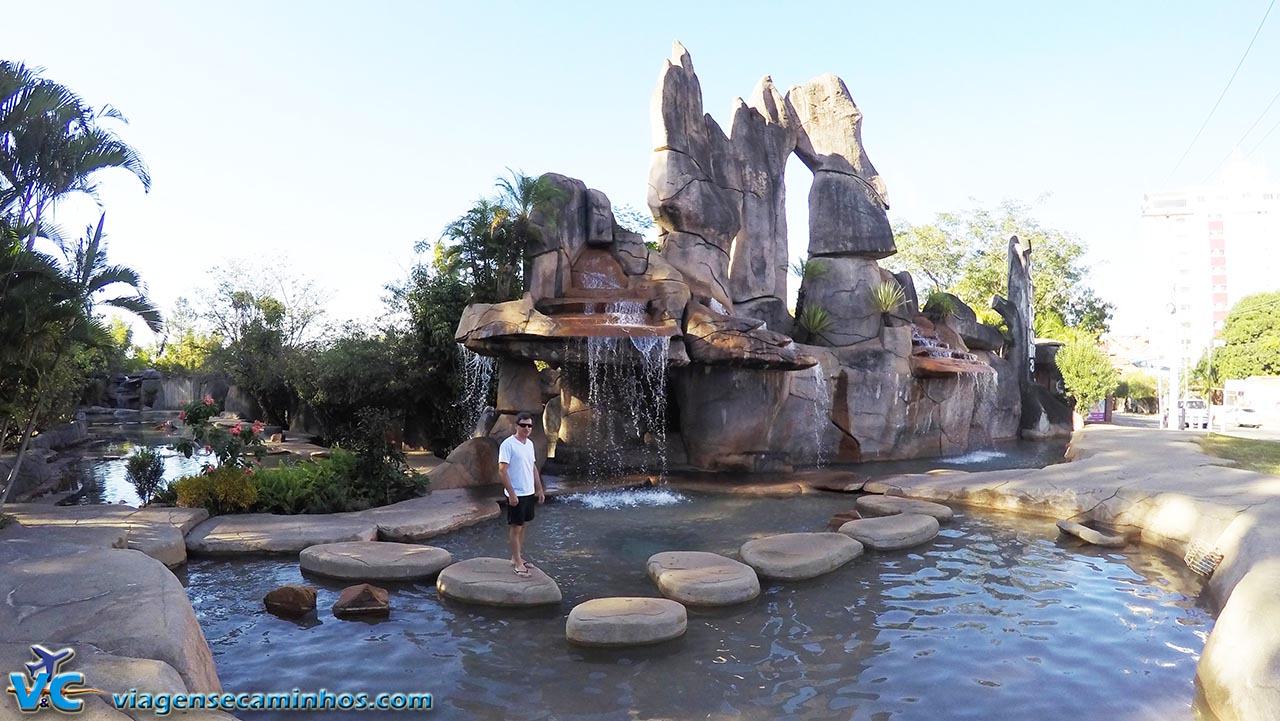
[
  {"left": 0, "top": 61, "right": 150, "bottom": 252},
  {"left": 0, "top": 214, "right": 161, "bottom": 506}
]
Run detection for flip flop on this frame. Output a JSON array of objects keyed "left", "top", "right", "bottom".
[{"left": 513, "top": 566, "right": 530, "bottom": 577}]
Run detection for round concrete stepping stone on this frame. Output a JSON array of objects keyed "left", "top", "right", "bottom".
[
  {"left": 566, "top": 597, "right": 687, "bottom": 647},
  {"left": 855, "top": 495, "right": 955, "bottom": 522},
  {"left": 300, "top": 541, "right": 452, "bottom": 581},
  {"left": 839, "top": 513, "right": 939, "bottom": 550},
  {"left": 646, "top": 551, "right": 760, "bottom": 606},
  {"left": 436, "top": 557, "right": 562, "bottom": 607},
  {"left": 1056, "top": 520, "right": 1127, "bottom": 547},
  {"left": 739, "top": 532, "right": 863, "bottom": 581}
]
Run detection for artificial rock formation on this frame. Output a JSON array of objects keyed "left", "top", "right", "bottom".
[{"left": 453, "top": 42, "right": 1027, "bottom": 474}]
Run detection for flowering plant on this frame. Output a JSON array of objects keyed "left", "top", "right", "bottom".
[{"left": 174, "top": 397, "right": 267, "bottom": 469}]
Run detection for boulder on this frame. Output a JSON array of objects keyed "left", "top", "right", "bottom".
[
  {"left": 839, "top": 514, "right": 939, "bottom": 550},
  {"left": 728, "top": 77, "right": 797, "bottom": 307},
  {"left": 586, "top": 189, "right": 616, "bottom": 246},
  {"left": 799, "top": 256, "right": 885, "bottom": 347},
  {"left": 300, "top": 542, "right": 453, "bottom": 581},
  {"left": 674, "top": 365, "right": 791, "bottom": 471},
  {"left": 332, "top": 583, "right": 390, "bottom": 619},
  {"left": 855, "top": 495, "right": 955, "bottom": 522},
  {"left": 126, "top": 523, "right": 188, "bottom": 568},
  {"left": 827, "top": 508, "right": 863, "bottom": 530},
  {"left": 264, "top": 585, "right": 317, "bottom": 618},
  {"left": 454, "top": 297, "right": 560, "bottom": 345},
  {"left": 442, "top": 436, "right": 501, "bottom": 486},
  {"left": 646, "top": 551, "right": 760, "bottom": 606},
  {"left": 1056, "top": 519, "right": 1128, "bottom": 547},
  {"left": 436, "top": 557, "right": 562, "bottom": 607},
  {"left": 787, "top": 73, "right": 887, "bottom": 202},
  {"left": 805, "top": 171, "right": 895, "bottom": 258},
  {"left": 0, "top": 540, "right": 222, "bottom": 693},
  {"left": 683, "top": 300, "right": 817, "bottom": 369},
  {"left": 495, "top": 358, "right": 543, "bottom": 414},
  {"left": 739, "top": 532, "right": 863, "bottom": 580},
  {"left": 566, "top": 597, "right": 688, "bottom": 647}
]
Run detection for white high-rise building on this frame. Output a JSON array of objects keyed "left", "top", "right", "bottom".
[{"left": 1141, "top": 158, "right": 1280, "bottom": 380}]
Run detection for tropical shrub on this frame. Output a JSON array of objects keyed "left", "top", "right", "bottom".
[
  {"left": 873, "top": 281, "right": 906, "bottom": 314},
  {"left": 173, "top": 397, "right": 265, "bottom": 469},
  {"left": 795, "top": 305, "right": 834, "bottom": 342},
  {"left": 125, "top": 447, "right": 166, "bottom": 505},
  {"left": 1056, "top": 336, "right": 1120, "bottom": 412},
  {"left": 252, "top": 453, "right": 354, "bottom": 514},
  {"left": 172, "top": 466, "right": 258, "bottom": 515},
  {"left": 923, "top": 290, "right": 958, "bottom": 318}
]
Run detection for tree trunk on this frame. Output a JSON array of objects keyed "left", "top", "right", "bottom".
[{"left": 0, "top": 399, "right": 43, "bottom": 507}]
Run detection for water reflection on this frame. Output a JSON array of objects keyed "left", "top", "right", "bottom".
[{"left": 186, "top": 494, "right": 1214, "bottom": 721}]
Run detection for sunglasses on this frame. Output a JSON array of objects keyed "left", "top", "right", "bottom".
[{"left": 517, "top": 423, "right": 533, "bottom": 428}]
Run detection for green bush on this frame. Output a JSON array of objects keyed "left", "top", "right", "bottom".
[
  {"left": 923, "top": 290, "right": 957, "bottom": 318},
  {"left": 125, "top": 447, "right": 167, "bottom": 505},
  {"left": 172, "top": 467, "right": 259, "bottom": 515},
  {"left": 253, "top": 452, "right": 355, "bottom": 514},
  {"left": 796, "top": 305, "right": 833, "bottom": 340}
]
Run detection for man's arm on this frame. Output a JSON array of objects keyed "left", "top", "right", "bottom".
[
  {"left": 499, "top": 462, "right": 518, "bottom": 505},
  {"left": 533, "top": 457, "right": 545, "bottom": 503}
]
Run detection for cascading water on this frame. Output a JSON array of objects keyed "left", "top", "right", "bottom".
[
  {"left": 808, "top": 363, "right": 831, "bottom": 468},
  {"left": 457, "top": 344, "right": 496, "bottom": 437},
  {"left": 605, "top": 300, "right": 647, "bottom": 326},
  {"left": 580, "top": 335, "right": 670, "bottom": 481}
]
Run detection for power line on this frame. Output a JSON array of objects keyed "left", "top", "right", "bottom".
[
  {"left": 1246, "top": 110, "right": 1280, "bottom": 157},
  {"left": 1202, "top": 84, "right": 1280, "bottom": 181},
  {"left": 1168, "top": 0, "right": 1276, "bottom": 180}
]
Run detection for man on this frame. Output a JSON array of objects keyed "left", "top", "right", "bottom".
[{"left": 498, "top": 411, "right": 545, "bottom": 576}]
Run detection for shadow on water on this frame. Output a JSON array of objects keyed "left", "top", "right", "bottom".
[{"left": 185, "top": 484, "right": 1216, "bottom": 721}]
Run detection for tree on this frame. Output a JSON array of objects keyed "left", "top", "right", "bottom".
[
  {"left": 0, "top": 61, "right": 149, "bottom": 252},
  {"left": 1055, "top": 333, "right": 1120, "bottom": 414},
  {"left": 1114, "top": 369, "right": 1159, "bottom": 413},
  {"left": 1212, "top": 292, "right": 1280, "bottom": 380},
  {"left": 891, "top": 201, "right": 1113, "bottom": 334},
  {"left": 1, "top": 215, "right": 161, "bottom": 506}
]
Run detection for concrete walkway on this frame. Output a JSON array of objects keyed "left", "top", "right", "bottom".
[{"left": 865, "top": 424, "right": 1279, "bottom": 721}]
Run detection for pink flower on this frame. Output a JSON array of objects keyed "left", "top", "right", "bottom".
[
  {"left": 230, "top": 424, "right": 243, "bottom": 436},
  {"left": 203, "top": 396, "right": 215, "bottom": 406},
  {"left": 244, "top": 467, "right": 255, "bottom": 476},
  {"left": 178, "top": 411, "right": 186, "bottom": 421},
  {"left": 252, "top": 420, "right": 264, "bottom": 434},
  {"left": 203, "top": 445, "right": 212, "bottom": 453}
]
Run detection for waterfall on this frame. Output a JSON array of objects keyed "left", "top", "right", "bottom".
[
  {"left": 605, "top": 300, "right": 647, "bottom": 326},
  {"left": 809, "top": 363, "right": 831, "bottom": 468},
  {"left": 457, "top": 344, "right": 496, "bottom": 437},
  {"left": 581, "top": 336, "right": 670, "bottom": 480}
]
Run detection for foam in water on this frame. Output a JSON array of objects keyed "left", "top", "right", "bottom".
[
  {"left": 944, "top": 449, "right": 1007, "bottom": 464},
  {"left": 457, "top": 344, "right": 496, "bottom": 436},
  {"left": 562, "top": 488, "right": 689, "bottom": 509},
  {"left": 605, "top": 300, "right": 647, "bottom": 325}
]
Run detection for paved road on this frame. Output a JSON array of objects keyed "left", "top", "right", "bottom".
[{"left": 1110, "top": 411, "right": 1280, "bottom": 441}]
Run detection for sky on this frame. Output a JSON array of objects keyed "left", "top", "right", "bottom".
[{"left": 6, "top": 0, "right": 1280, "bottom": 342}]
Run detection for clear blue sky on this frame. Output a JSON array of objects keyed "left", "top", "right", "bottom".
[{"left": 6, "top": 1, "right": 1280, "bottom": 338}]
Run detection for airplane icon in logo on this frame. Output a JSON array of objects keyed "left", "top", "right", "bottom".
[{"left": 25, "top": 645, "right": 75, "bottom": 680}]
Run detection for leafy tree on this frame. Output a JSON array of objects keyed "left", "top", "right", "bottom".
[
  {"left": 1055, "top": 332, "right": 1120, "bottom": 413},
  {"left": 0, "top": 61, "right": 149, "bottom": 253},
  {"left": 891, "top": 201, "right": 1112, "bottom": 334},
  {"left": 1114, "top": 369, "right": 1159, "bottom": 412},
  {"left": 1, "top": 216, "right": 161, "bottom": 505},
  {"left": 1212, "top": 292, "right": 1280, "bottom": 380}
]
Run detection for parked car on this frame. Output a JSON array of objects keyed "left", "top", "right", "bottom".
[
  {"left": 1180, "top": 398, "right": 1209, "bottom": 429},
  {"left": 1224, "top": 406, "right": 1263, "bottom": 428}
]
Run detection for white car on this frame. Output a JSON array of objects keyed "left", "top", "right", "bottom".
[
  {"left": 1225, "top": 407, "right": 1263, "bottom": 428},
  {"left": 1180, "top": 398, "right": 1209, "bottom": 429}
]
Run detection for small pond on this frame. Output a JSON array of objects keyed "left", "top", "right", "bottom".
[
  {"left": 61, "top": 425, "right": 210, "bottom": 505},
  {"left": 183, "top": 488, "right": 1214, "bottom": 720}
]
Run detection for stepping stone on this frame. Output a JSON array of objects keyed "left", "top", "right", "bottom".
[
  {"left": 739, "top": 533, "right": 863, "bottom": 581},
  {"left": 332, "top": 583, "right": 390, "bottom": 619},
  {"left": 300, "top": 541, "right": 452, "bottom": 581},
  {"left": 856, "top": 495, "right": 954, "bottom": 522},
  {"left": 1056, "top": 520, "right": 1127, "bottom": 547},
  {"left": 185, "top": 514, "right": 378, "bottom": 555},
  {"left": 566, "top": 597, "right": 687, "bottom": 647},
  {"left": 127, "top": 524, "right": 187, "bottom": 568},
  {"left": 839, "top": 514, "right": 939, "bottom": 550},
  {"left": 646, "top": 551, "right": 760, "bottom": 606},
  {"left": 796, "top": 469, "right": 864, "bottom": 493},
  {"left": 436, "top": 557, "right": 562, "bottom": 607}
]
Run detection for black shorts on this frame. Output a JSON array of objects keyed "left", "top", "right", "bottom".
[{"left": 505, "top": 494, "right": 537, "bottom": 526}]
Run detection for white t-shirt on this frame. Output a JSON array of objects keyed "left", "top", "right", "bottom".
[{"left": 498, "top": 434, "right": 537, "bottom": 496}]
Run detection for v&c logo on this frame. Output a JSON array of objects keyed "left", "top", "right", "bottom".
[{"left": 5, "top": 645, "right": 104, "bottom": 714}]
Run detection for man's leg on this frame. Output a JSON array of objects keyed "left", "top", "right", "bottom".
[{"left": 509, "top": 523, "right": 524, "bottom": 572}]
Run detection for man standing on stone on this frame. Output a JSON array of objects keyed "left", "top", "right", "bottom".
[{"left": 499, "top": 411, "right": 544, "bottom": 576}]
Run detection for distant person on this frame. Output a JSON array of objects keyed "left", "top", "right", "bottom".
[{"left": 498, "top": 411, "right": 544, "bottom": 577}]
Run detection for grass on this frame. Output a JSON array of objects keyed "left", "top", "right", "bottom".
[{"left": 1199, "top": 434, "right": 1280, "bottom": 476}]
